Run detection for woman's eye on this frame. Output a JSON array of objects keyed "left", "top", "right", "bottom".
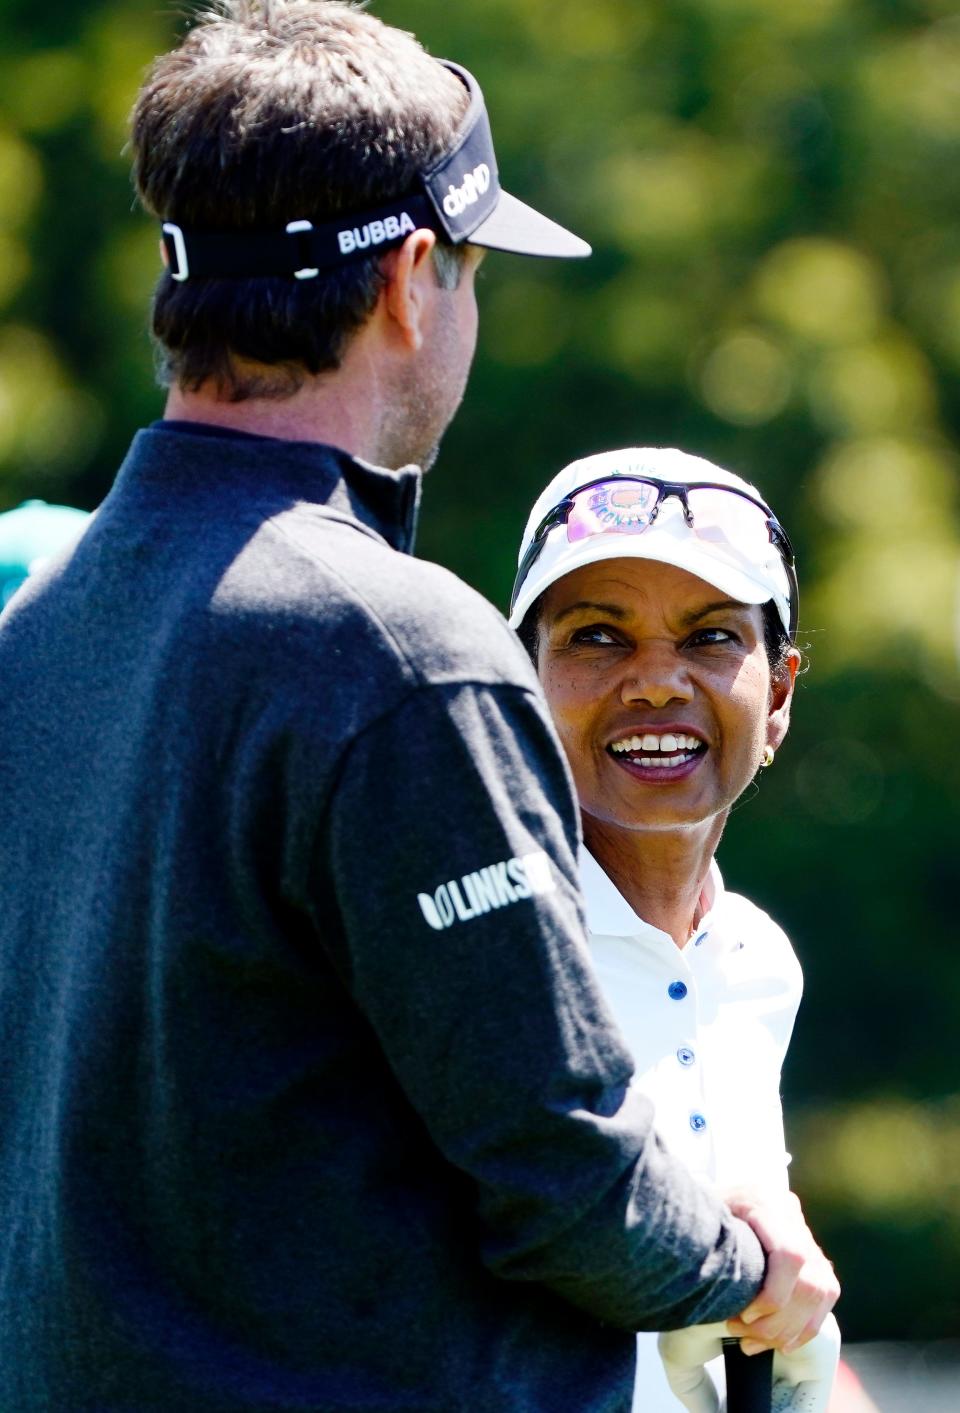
[
  {"left": 688, "top": 626, "right": 737, "bottom": 647},
  {"left": 570, "top": 624, "right": 620, "bottom": 647}
]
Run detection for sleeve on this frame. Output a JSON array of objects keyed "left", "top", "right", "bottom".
[{"left": 319, "top": 679, "right": 766, "bottom": 1331}]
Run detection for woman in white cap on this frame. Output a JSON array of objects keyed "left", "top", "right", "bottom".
[{"left": 509, "top": 447, "right": 840, "bottom": 1413}]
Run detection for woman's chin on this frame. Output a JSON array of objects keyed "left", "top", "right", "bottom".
[{"left": 584, "top": 796, "right": 725, "bottom": 837}]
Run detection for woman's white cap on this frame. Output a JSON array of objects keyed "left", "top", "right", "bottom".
[{"left": 508, "top": 447, "right": 793, "bottom": 634}]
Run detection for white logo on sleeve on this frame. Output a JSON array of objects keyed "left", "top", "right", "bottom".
[{"left": 417, "top": 850, "right": 556, "bottom": 931}]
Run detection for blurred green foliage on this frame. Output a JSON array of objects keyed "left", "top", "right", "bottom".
[{"left": 1, "top": 0, "right": 959, "bottom": 1342}]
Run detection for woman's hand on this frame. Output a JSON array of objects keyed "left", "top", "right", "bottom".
[
  {"left": 723, "top": 1188, "right": 840, "bottom": 1355},
  {"left": 770, "top": 1313, "right": 841, "bottom": 1412},
  {"left": 657, "top": 1313, "right": 841, "bottom": 1413},
  {"left": 658, "top": 1321, "right": 727, "bottom": 1413}
]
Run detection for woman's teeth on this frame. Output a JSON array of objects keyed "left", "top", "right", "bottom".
[
  {"left": 609, "top": 733, "right": 704, "bottom": 770},
  {"left": 611, "top": 733, "right": 702, "bottom": 754}
]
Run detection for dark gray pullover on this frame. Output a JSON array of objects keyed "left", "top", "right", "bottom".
[{"left": 0, "top": 424, "right": 763, "bottom": 1411}]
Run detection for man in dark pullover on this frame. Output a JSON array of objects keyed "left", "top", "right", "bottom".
[{"left": 0, "top": 4, "right": 837, "bottom": 1409}]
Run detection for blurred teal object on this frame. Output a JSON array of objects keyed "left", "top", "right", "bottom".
[{"left": 0, "top": 500, "right": 91, "bottom": 608}]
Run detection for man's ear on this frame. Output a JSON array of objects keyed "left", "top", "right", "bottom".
[
  {"left": 768, "top": 647, "right": 800, "bottom": 752},
  {"left": 380, "top": 229, "right": 438, "bottom": 352}
]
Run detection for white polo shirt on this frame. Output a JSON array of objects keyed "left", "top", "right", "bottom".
[{"left": 580, "top": 846, "right": 803, "bottom": 1412}]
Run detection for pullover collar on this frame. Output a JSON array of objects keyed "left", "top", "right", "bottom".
[{"left": 117, "top": 421, "right": 423, "bottom": 555}]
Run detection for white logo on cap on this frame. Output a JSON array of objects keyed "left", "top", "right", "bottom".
[
  {"left": 338, "top": 212, "right": 416, "bottom": 256},
  {"left": 442, "top": 163, "right": 492, "bottom": 219}
]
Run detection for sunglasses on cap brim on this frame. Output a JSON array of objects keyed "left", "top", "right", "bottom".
[{"left": 510, "top": 475, "right": 799, "bottom": 639}]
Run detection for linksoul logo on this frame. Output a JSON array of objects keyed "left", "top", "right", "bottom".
[
  {"left": 442, "top": 163, "right": 492, "bottom": 219},
  {"left": 417, "top": 850, "right": 555, "bottom": 931}
]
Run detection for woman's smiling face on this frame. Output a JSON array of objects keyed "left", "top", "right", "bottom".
[{"left": 535, "top": 557, "right": 797, "bottom": 835}]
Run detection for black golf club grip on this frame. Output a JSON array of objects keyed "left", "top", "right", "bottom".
[{"left": 722, "top": 1338, "right": 774, "bottom": 1413}]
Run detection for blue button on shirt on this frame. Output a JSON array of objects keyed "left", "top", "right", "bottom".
[{"left": 667, "top": 981, "right": 687, "bottom": 1001}]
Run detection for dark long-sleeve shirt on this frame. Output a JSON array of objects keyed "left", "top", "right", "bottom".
[{"left": 0, "top": 423, "right": 764, "bottom": 1411}]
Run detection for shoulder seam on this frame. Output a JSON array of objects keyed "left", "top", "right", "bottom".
[
  {"left": 268, "top": 515, "right": 426, "bottom": 686},
  {"left": 267, "top": 514, "right": 513, "bottom": 692}
]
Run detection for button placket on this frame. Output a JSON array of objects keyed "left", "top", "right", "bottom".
[{"left": 662, "top": 967, "right": 710, "bottom": 1141}]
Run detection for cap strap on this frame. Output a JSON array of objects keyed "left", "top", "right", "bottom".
[
  {"left": 160, "top": 195, "right": 437, "bottom": 282},
  {"left": 157, "top": 61, "right": 500, "bottom": 282}
]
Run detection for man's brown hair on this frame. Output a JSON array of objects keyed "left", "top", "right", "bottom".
[{"left": 132, "top": 0, "right": 468, "bottom": 400}]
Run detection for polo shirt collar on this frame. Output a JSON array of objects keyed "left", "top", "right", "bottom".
[{"left": 579, "top": 845, "right": 727, "bottom": 951}]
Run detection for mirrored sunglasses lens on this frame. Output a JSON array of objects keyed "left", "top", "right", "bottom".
[
  {"left": 685, "top": 487, "right": 772, "bottom": 555},
  {"left": 566, "top": 480, "right": 660, "bottom": 543}
]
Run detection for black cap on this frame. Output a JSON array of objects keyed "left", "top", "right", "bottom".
[{"left": 159, "top": 61, "right": 590, "bottom": 282}]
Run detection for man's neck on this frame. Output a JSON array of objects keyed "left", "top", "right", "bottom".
[
  {"left": 163, "top": 383, "right": 372, "bottom": 459},
  {"left": 163, "top": 331, "right": 397, "bottom": 461}
]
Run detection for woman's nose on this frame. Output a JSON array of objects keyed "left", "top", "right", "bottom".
[{"left": 619, "top": 646, "right": 693, "bottom": 708}]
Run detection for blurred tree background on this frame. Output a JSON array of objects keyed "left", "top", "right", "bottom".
[{"left": 2, "top": 0, "right": 959, "bottom": 1344}]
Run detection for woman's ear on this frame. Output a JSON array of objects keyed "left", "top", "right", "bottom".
[{"left": 767, "top": 647, "right": 800, "bottom": 751}]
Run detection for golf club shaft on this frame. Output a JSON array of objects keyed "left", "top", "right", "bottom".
[{"left": 722, "top": 1338, "right": 774, "bottom": 1413}]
